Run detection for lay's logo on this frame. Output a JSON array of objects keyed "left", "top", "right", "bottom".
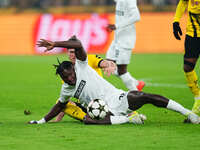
[{"left": 33, "top": 13, "right": 112, "bottom": 54}]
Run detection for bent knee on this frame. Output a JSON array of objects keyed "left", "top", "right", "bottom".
[
  {"left": 184, "top": 64, "right": 194, "bottom": 72},
  {"left": 128, "top": 90, "right": 145, "bottom": 97},
  {"left": 184, "top": 59, "right": 196, "bottom": 72}
]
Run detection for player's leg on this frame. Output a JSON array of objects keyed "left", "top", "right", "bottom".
[
  {"left": 83, "top": 112, "right": 143, "bottom": 125},
  {"left": 84, "top": 112, "right": 130, "bottom": 125},
  {"left": 127, "top": 91, "right": 200, "bottom": 123},
  {"left": 184, "top": 58, "right": 200, "bottom": 115},
  {"left": 53, "top": 112, "right": 65, "bottom": 122},
  {"left": 106, "top": 42, "right": 145, "bottom": 91},
  {"left": 106, "top": 40, "right": 117, "bottom": 64},
  {"left": 64, "top": 101, "right": 87, "bottom": 121},
  {"left": 116, "top": 48, "right": 145, "bottom": 91},
  {"left": 118, "top": 64, "right": 137, "bottom": 90},
  {"left": 84, "top": 91, "right": 144, "bottom": 125},
  {"left": 117, "top": 65, "right": 145, "bottom": 91},
  {"left": 184, "top": 35, "right": 200, "bottom": 115},
  {"left": 106, "top": 41, "right": 120, "bottom": 76},
  {"left": 54, "top": 100, "right": 87, "bottom": 122}
]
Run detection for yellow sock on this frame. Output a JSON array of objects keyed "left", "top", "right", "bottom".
[
  {"left": 64, "top": 102, "right": 86, "bottom": 121},
  {"left": 185, "top": 70, "right": 200, "bottom": 97}
]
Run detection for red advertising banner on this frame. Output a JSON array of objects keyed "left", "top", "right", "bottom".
[
  {"left": 33, "top": 14, "right": 113, "bottom": 54},
  {"left": 0, "top": 13, "right": 185, "bottom": 55}
]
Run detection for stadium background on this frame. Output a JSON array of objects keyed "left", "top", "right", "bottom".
[
  {"left": 2, "top": 1, "right": 200, "bottom": 150},
  {"left": 0, "top": 0, "right": 186, "bottom": 55}
]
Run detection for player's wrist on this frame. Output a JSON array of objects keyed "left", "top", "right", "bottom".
[
  {"left": 52, "top": 42, "right": 56, "bottom": 48},
  {"left": 173, "top": 22, "right": 180, "bottom": 30},
  {"left": 53, "top": 42, "right": 59, "bottom": 47}
]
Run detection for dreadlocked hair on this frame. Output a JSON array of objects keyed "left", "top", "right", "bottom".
[{"left": 53, "top": 58, "right": 73, "bottom": 75}]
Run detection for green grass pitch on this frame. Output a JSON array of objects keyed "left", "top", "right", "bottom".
[{"left": 1, "top": 54, "right": 200, "bottom": 150}]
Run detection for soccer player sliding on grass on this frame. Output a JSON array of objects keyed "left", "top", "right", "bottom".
[
  {"left": 37, "top": 37, "right": 146, "bottom": 123},
  {"left": 36, "top": 38, "right": 145, "bottom": 123},
  {"left": 29, "top": 36, "right": 200, "bottom": 125},
  {"left": 37, "top": 39, "right": 116, "bottom": 122}
]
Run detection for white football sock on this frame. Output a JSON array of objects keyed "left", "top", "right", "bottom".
[
  {"left": 167, "top": 99, "right": 192, "bottom": 116},
  {"left": 110, "top": 116, "right": 129, "bottom": 124},
  {"left": 119, "top": 72, "right": 138, "bottom": 90}
]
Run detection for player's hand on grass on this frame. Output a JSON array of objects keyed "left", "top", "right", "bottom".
[
  {"left": 28, "top": 118, "right": 46, "bottom": 124},
  {"left": 173, "top": 22, "right": 182, "bottom": 40},
  {"left": 28, "top": 120, "right": 39, "bottom": 124},
  {"left": 106, "top": 24, "right": 116, "bottom": 32},
  {"left": 37, "top": 39, "right": 55, "bottom": 52}
]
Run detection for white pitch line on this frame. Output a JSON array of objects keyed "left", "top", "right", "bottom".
[
  {"left": 145, "top": 82, "right": 187, "bottom": 88},
  {"left": 137, "top": 78, "right": 188, "bottom": 88}
]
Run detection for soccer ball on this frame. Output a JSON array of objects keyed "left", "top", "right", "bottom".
[{"left": 87, "top": 99, "right": 109, "bottom": 120}]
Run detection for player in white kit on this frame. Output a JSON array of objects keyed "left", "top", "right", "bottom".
[
  {"left": 106, "top": 0, "right": 145, "bottom": 91},
  {"left": 29, "top": 36, "right": 200, "bottom": 125}
]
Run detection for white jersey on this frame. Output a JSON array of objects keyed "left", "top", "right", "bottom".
[
  {"left": 58, "top": 58, "right": 124, "bottom": 107},
  {"left": 114, "top": 0, "right": 140, "bottom": 49}
]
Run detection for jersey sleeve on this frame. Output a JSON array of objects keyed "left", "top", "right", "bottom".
[
  {"left": 75, "top": 55, "right": 88, "bottom": 68},
  {"left": 173, "top": 0, "right": 188, "bottom": 22},
  {"left": 58, "top": 84, "right": 73, "bottom": 103},
  {"left": 116, "top": 0, "right": 140, "bottom": 29},
  {"left": 87, "top": 54, "right": 103, "bottom": 69}
]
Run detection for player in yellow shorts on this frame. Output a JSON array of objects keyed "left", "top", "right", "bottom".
[
  {"left": 173, "top": 0, "right": 200, "bottom": 116},
  {"left": 37, "top": 38, "right": 145, "bottom": 122}
]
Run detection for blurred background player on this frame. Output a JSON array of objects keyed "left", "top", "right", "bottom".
[
  {"left": 106, "top": 0, "right": 145, "bottom": 91},
  {"left": 172, "top": 0, "right": 200, "bottom": 116}
]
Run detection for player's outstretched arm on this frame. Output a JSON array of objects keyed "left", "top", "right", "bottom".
[
  {"left": 37, "top": 39, "right": 55, "bottom": 52},
  {"left": 28, "top": 101, "right": 67, "bottom": 124},
  {"left": 67, "top": 35, "right": 87, "bottom": 61},
  {"left": 38, "top": 36, "right": 87, "bottom": 61},
  {"left": 51, "top": 112, "right": 65, "bottom": 122}
]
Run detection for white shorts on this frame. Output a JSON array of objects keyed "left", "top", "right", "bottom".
[
  {"left": 106, "top": 41, "right": 132, "bottom": 65},
  {"left": 105, "top": 90, "right": 129, "bottom": 116}
]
